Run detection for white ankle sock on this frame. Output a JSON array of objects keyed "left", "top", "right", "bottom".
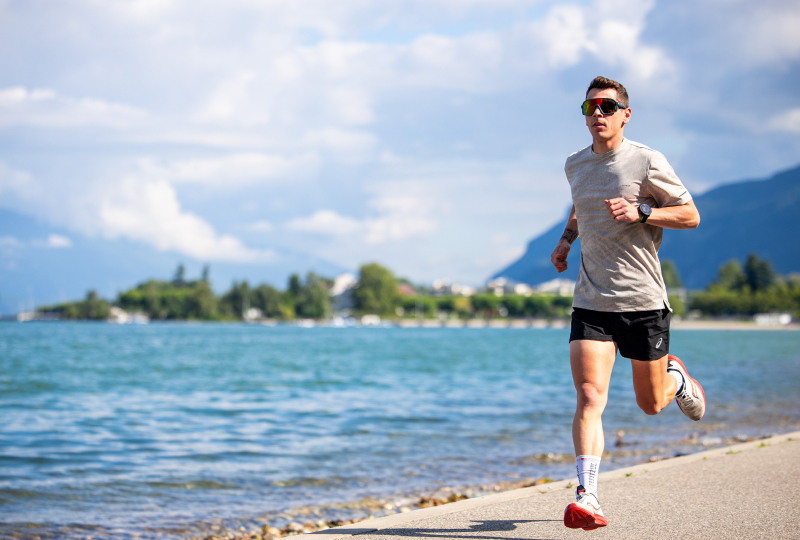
[
  {"left": 576, "top": 455, "right": 601, "bottom": 495},
  {"left": 669, "top": 369, "right": 684, "bottom": 394}
]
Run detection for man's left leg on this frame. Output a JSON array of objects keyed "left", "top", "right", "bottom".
[
  {"left": 631, "top": 354, "right": 706, "bottom": 421},
  {"left": 623, "top": 308, "right": 705, "bottom": 421},
  {"left": 631, "top": 355, "right": 676, "bottom": 415}
]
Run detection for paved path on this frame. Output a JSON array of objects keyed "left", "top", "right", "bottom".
[{"left": 308, "top": 431, "right": 799, "bottom": 540}]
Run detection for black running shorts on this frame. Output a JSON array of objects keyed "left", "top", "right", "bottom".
[{"left": 569, "top": 306, "right": 671, "bottom": 361}]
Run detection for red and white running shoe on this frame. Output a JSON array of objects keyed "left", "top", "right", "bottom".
[
  {"left": 668, "top": 355, "right": 706, "bottom": 421},
  {"left": 564, "top": 485, "right": 608, "bottom": 531}
]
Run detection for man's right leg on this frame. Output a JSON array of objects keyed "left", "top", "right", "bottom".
[
  {"left": 570, "top": 339, "right": 617, "bottom": 457},
  {"left": 565, "top": 339, "right": 616, "bottom": 530}
]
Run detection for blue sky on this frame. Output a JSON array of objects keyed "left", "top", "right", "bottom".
[{"left": 1, "top": 0, "right": 799, "bottom": 307}]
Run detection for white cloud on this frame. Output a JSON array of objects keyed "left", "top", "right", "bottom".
[
  {"left": 285, "top": 194, "right": 438, "bottom": 245},
  {"left": 0, "top": 160, "right": 272, "bottom": 263},
  {"left": 363, "top": 194, "right": 438, "bottom": 244},
  {"left": 0, "top": 234, "right": 71, "bottom": 249},
  {"left": 303, "top": 128, "right": 377, "bottom": 162},
  {"left": 731, "top": 4, "right": 800, "bottom": 66},
  {"left": 0, "top": 235, "right": 21, "bottom": 247},
  {"left": 286, "top": 210, "right": 362, "bottom": 236},
  {"left": 0, "top": 87, "right": 146, "bottom": 128},
  {"left": 146, "top": 153, "right": 317, "bottom": 186},
  {"left": 194, "top": 71, "right": 259, "bottom": 123},
  {"left": 98, "top": 176, "right": 271, "bottom": 262},
  {"left": 768, "top": 109, "right": 800, "bottom": 134},
  {"left": 0, "top": 161, "right": 35, "bottom": 198},
  {"left": 245, "top": 220, "right": 275, "bottom": 232},
  {"left": 43, "top": 234, "right": 72, "bottom": 248}
]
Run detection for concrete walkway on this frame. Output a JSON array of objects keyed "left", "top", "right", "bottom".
[{"left": 308, "top": 431, "right": 799, "bottom": 540}]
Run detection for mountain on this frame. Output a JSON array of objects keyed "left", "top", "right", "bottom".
[{"left": 491, "top": 164, "right": 800, "bottom": 289}]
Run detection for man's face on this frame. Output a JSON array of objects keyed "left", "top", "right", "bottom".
[{"left": 585, "top": 88, "right": 630, "bottom": 142}]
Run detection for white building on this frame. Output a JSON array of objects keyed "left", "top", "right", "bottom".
[
  {"left": 330, "top": 272, "right": 358, "bottom": 312},
  {"left": 533, "top": 278, "right": 576, "bottom": 296},
  {"left": 486, "top": 277, "right": 575, "bottom": 297},
  {"left": 108, "top": 306, "right": 150, "bottom": 324},
  {"left": 430, "top": 280, "right": 476, "bottom": 297}
]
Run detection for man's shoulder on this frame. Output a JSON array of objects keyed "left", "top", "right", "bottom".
[
  {"left": 623, "top": 139, "right": 666, "bottom": 161},
  {"left": 565, "top": 145, "right": 593, "bottom": 167}
]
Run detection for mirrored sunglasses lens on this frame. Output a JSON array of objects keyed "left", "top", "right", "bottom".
[
  {"left": 581, "top": 100, "right": 596, "bottom": 115},
  {"left": 599, "top": 99, "right": 619, "bottom": 114}
]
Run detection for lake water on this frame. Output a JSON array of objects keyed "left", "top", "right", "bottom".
[{"left": 2, "top": 323, "right": 799, "bottom": 538}]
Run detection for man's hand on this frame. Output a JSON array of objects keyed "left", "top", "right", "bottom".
[
  {"left": 551, "top": 239, "right": 571, "bottom": 273},
  {"left": 604, "top": 197, "right": 640, "bottom": 223}
]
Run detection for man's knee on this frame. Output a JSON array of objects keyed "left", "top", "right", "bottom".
[
  {"left": 577, "top": 382, "right": 608, "bottom": 413},
  {"left": 636, "top": 395, "right": 665, "bottom": 416}
]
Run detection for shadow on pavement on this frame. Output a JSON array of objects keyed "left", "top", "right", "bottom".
[{"left": 364, "top": 519, "right": 561, "bottom": 540}]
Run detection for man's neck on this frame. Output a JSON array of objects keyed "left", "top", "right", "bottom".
[{"left": 592, "top": 133, "right": 625, "bottom": 154}]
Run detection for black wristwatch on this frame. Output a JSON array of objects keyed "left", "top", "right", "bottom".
[{"left": 638, "top": 204, "right": 652, "bottom": 223}]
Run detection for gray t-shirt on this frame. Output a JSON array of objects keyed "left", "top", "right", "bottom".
[{"left": 565, "top": 138, "right": 692, "bottom": 312}]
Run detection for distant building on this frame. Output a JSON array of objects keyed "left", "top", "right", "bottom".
[
  {"left": 361, "top": 314, "right": 381, "bottom": 326},
  {"left": 330, "top": 272, "right": 358, "bottom": 312},
  {"left": 330, "top": 273, "right": 357, "bottom": 296},
  {"left": 243, "top": 307, "right": 264, "bottom": 322},
  {"left": 398, "top": 283, "right": 416, "bottom": 296},
  {"left": 108, "top": 307, "right": 150, "bottom": 324},
  {"left": 533, "top": 278, "right": 575, "bottom": 296},
  {"left": 512, "top": 283, "right": 532, "bottom": 296},
  {"left": 486, "top": 276, "right": 575, "bottom": 297},
  {"left": 430, "top": 280, "right": 476, "bottom": 297},
  {"left": 486, "top": 277, "right": 508, "bottom": 296},
  {"left": 754, "top": 313, "right": 792, "bottom": 326}
]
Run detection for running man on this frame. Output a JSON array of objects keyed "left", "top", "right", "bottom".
[{"left": 551, "top": 76, "right": 706, "bottom": 531}]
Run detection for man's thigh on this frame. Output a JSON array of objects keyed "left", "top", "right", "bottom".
[
  {"left": 630, "top": 354, "right": 672, "bottom": 410},
  {"left": 569, "top": 340, "right": 617, "bottom": 393}
]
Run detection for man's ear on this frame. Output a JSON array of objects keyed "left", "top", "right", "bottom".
[{"left": 622, "top": 108, "right": 632, "bottom": 126}]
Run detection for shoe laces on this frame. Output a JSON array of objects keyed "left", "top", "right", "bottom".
[
  {"left": 675, "top": 379, "right": 694, "bottom": 401},
  {"left": 576, "top": 489, "right": 599, "bottom": 504}
]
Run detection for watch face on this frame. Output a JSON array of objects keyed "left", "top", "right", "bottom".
[{"left": 640, "top": 204, "right": 652, "bottom": 215}]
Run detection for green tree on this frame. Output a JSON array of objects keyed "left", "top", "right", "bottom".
[
  {"left": 201, "top": 265, "right": 210, "bottom": 283},
  {"left": 353, "top": 263, "right": 399, "bottom": 315},
  {"left": 185, "top": 280, "right": 217, "bottom": 319},
  {"left": 295, "top": 272, "right": 331, "bottom": 318},
  {"left": 173, "top": 264, "right": 186, "bottom": 287},
  {"left": 472, "top": 294, "right": 502, "bottom": 316},
  {"left": 219, "top": 281, "right": 251, "bottom": 318},
  {"left": 252, "top": 284, "right": 283, "bottom": 318},
  {"left": 452, "top": 297, "right": 473, "bottom": 318},
  {"left": 744, "top": 253, "right": 774, "bottom": 292},
  {"left": 689, "top": 255, "right": 799, "bottom": 316},
  {"left": 288, "top": 274, "right": 301, "bottom": 299},
  {"left": 668, "top": 294, "right": 685, "bottom": 317},
  {"left": 502, "top": 295, "right": 526, "bottom": 317},
  {"left": 713, "top": 260, "right": 746, "bottom": 291},
  {"left": 661, "top": 260, "right": 683, "bottom": 289},
  {"left": 81, "top": 290, "right": 111, "bottom": 319}
]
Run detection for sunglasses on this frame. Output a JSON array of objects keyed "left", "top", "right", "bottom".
[{"left": 581, "top": 98, "right": 627, "bottom": 116}]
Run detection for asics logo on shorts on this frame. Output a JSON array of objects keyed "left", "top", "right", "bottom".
[{"left": 656, "top": 338, "right": 663, "bottom": 348}]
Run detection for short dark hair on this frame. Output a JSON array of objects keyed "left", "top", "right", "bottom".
[{"left": 586, "top": 76, "right": 629, "bottom": 107}]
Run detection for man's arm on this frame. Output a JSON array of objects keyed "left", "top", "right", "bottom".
[
  {"left": 551, "top": 205, "right": 579, "bottom": 273},
  {"left": 604, "top": 199, "right": 700, "bottom": 229}
]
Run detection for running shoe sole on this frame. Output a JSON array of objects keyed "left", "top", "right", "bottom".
[
  {"left": 564, "top": 503, "right": 608, "bottom": 530},
  {"left": 669, "top": 355, "right": 705, "bottom": 421}
]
